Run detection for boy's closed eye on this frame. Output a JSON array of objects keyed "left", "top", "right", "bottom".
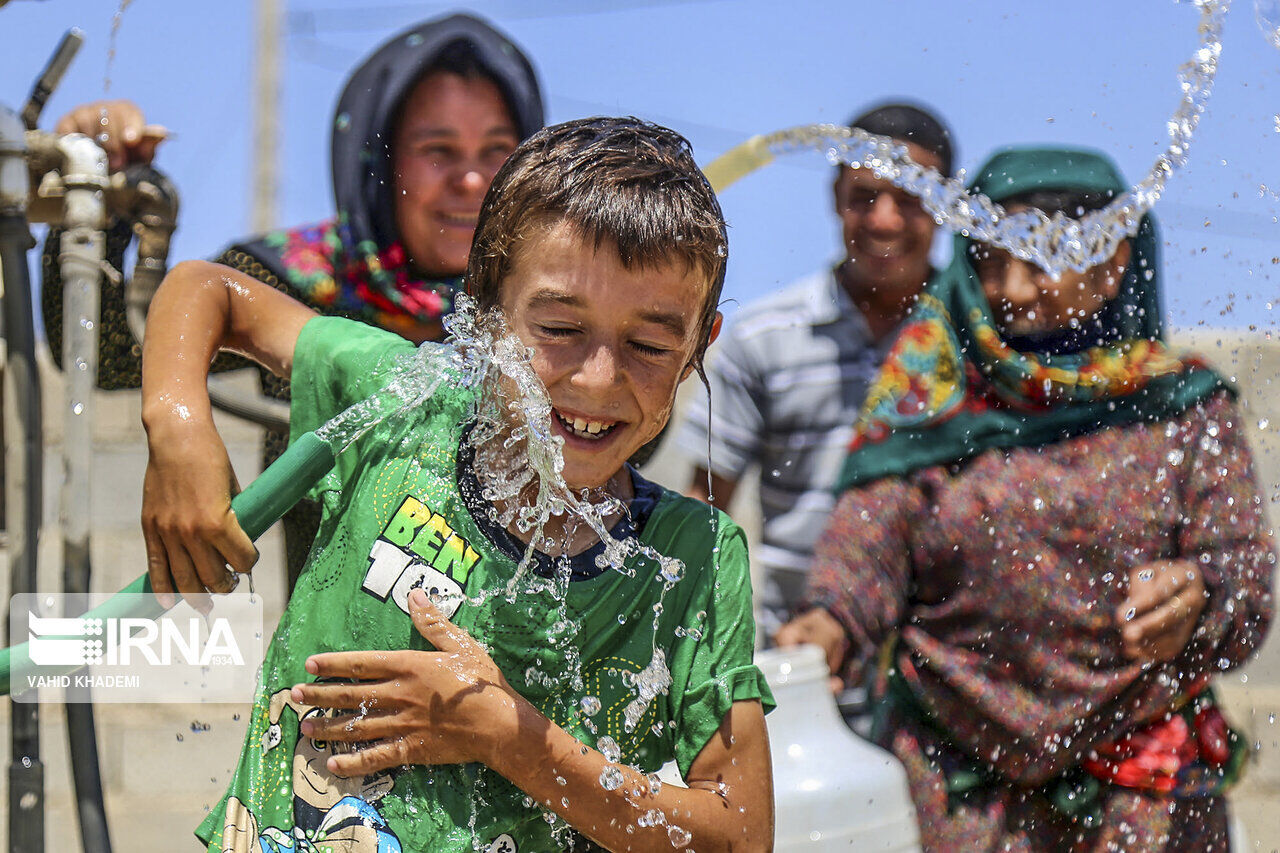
[
  {"left": 537, "top": 324, "right": 579, "bottom": 338},
  {"left": 535, "top": 325, "right": 679, "bottom": 360},
  {"left": 629, "top": 339, "right": 676, "bottom": 359}
]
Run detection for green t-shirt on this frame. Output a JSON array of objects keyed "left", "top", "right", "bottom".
[{"left": 197, "top": 317, "right": 773, "bottom": 853}]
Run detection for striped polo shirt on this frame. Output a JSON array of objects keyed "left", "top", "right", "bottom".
[{"left": 675, "top": 269, "right": 894, "bottom": 625}]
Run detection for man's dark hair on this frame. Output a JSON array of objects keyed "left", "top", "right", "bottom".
[
  {"left": 467, "top": 116, "right": 728, "bottom": 370},
  {"left": 849, "top": 102, "right": 954, "bottom": 176}
]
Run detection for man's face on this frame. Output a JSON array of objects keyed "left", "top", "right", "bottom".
[
  {"left": 833, "top": 140, "right": 943, "bottom": 297},
  {"left": 972, "top": 205, "right": 1131, "bottom": 335},
  {"left": 391, "top": 72, "right": 520, "bottom": 277},
  {"left": 499, "top": 221, "right": 720, "bottom": 491}
]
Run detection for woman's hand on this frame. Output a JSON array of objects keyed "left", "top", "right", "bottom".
[
  {"left": 774, "top": 607, "right": 849, "bottom": 692},
  {"left": 1117, "top": 559, "right": 1208, "bottom": 664},
  {"left": 293, "top": 589, "right": 522, "bottom": 776},
  {"left": 141, "top": 412, "right": 257, "bottom": 608},
  {"left": 55, "top": 100, "right": 166, "bottom": 171}
]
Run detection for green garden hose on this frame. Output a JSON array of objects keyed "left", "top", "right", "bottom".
[{"left": 0, "top": 430, "right": 336, "bottom": 695}]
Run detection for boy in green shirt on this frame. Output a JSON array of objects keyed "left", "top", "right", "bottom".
[{"left": 140, "top": 117, "right": 774, "bottom": 852}]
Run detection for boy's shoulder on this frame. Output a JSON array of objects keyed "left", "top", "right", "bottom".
[
  {"left": 296, "top": 315, "right": 416, "bottom": 368},
  {"left": 292, "top": 316, "right": 474, "bottom": 425},
  {"left": 637, "top": 473, "right": 746, "bottom": 567}
]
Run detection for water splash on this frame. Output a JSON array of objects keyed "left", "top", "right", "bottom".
[
  {"left": 622, "top": 650, "right": 673, "bottom": 733},
  {"left": 103, "top": 0, "right": 135, "bottom": 94},
  {"left": 1256, "top": 0, "right": 1280, "bottom": 47},
  {"left": 710, "top": 0, "right": 1228, "bottom": 279}
]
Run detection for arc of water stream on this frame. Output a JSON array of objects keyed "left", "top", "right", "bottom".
[{"left": 704, "top": 0, "right": 1228, "bottom": 278}]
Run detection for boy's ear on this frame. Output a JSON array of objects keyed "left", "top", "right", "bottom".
[
  {"left": 679, "top": 311, "right": 723, "bottom": 383},
  {"left": 707, "top": 311, "right": 723, "bottom": 348}
]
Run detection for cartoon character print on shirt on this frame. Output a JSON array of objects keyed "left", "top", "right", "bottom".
[
  {"left": 216, "top": 687, "right": 403, "bottom": 852},
  {"left": 362, "top": 494, "right": 481, "bottom": 618}
]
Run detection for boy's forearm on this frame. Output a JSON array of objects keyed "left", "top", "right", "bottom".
[{"left": 490, "top": 694, "right": 769, "bottom": 852}]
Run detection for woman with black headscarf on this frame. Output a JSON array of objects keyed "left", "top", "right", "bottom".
[
  {"left": 222, "top": 13, "right": 543, "bottom": 343},
  {"left": 50, "top": 13, "right": 545, "bottom": 586}
]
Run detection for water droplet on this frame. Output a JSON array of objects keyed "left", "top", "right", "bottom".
[
  {"left": 598, "top": 765, "right": 625, "bottom": 791},
  {"left": 71, "top": 402, "right": 84, "bottom": 415},
  {"left": 335, "top": 112, "right": 351, "bottom": 131},
  {"left": 579, "top": 696, "right": 601, "bottom": 717},
  {"left": 406, "top": 33, "right": 424, "bottom": 46},
  {"left": 597, "top": 735, "right": 622, "bottom": 763}
]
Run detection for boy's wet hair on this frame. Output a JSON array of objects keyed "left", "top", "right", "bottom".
[{"left": 466, "top": 116, "right": 728, "bottom": 369}]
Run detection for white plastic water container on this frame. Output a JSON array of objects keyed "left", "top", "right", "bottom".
[{"left": 760, "top": 644, "right": 921, "bottom": 851}]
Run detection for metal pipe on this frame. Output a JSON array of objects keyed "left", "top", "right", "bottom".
[
  {"left": 120, "top": 165, "right": 177, "bottom": 332},
  {"left": 55, "top": 132, "right": 114, "bottom": 853},
  {"left": 21, "top": 29, "right": 85, "bottom": 131},
  {"left": 1, "top": 102, "right": 45, "bottom": 853},
  {"left": 111, "top": 167, "right": 290, "bottom": 430}
]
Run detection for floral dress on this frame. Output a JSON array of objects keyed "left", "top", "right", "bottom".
[{"left": 804, "top": 391, "right": 1274, "bottom": 852}]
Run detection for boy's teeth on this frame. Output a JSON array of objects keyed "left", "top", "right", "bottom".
[{"left": 557, "top": 410, "right": 614, "bottom": 439}]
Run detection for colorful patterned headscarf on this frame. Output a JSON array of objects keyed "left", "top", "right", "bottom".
[
  {"left": 230, "top": 13, "right": 544, "bottom": 333},
  {"left": 835, "top": 147, "right": 1228, "bottom": 492}
]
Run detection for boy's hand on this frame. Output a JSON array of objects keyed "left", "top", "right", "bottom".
[
  {"left": 55, "top": 100, "right": 167, "bottom": 172},
  {"left": 293, "top": 589, "right": 522, "bottom": 776},
  {"left": 1116, "top": 559, "right": 1208, "bottom": 664},
  {"left": 774, "top": 607, "right": 848, "bottom": 693},
  {"left": 141, "top": 414, "right": 257, "bottom": 608}
]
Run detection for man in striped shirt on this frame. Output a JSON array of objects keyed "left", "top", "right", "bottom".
[{"left": 677, "top": 103, "right": 954, "bottom": 633}]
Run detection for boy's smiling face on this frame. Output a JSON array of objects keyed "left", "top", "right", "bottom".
[{"left": 499, "top": 221, "right": 721, "bottom": 491}]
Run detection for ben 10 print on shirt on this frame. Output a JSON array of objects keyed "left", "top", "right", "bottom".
[{"left": 362, "top": 494, "right": 483, "bottom": 617}]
